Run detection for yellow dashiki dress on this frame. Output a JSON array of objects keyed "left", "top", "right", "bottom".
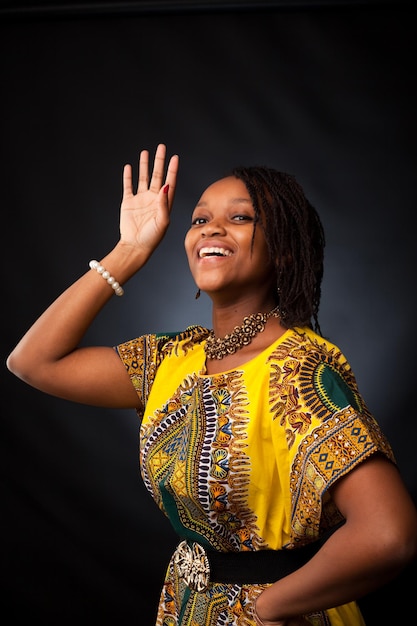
[{"left": 115, "top": 325, "right": 395, "bottom": 626}]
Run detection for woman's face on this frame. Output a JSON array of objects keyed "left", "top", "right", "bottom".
[{"left": 184, "top": 176, "right": 276, "bottom": 302}]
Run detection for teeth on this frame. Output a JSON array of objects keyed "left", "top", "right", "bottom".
[{"left": 199, "top": 247, "right": 232, "bottom": 258}]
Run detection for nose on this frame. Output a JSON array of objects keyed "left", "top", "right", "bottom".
[{"left": 201, "top": 217, "right": 227, "bottom": 237}]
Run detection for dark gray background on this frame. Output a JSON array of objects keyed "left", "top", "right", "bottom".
[{"left": 1, "top": 1, "right": 415, "bottom": 624}]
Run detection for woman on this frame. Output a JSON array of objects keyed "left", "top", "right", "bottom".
[{"left": 7, "top": 143, "right": 417, "bottom": 626}]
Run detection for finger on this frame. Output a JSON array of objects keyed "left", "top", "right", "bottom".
[
  {"left": 122, "top": 163, "right": 133, "bottom": 199},
  {"left": 164, "top": 154, "right": 180, "bottom": 205},
  {"left": 137, "top": 149, "right": 150, "bottom": 192},
  {"left": 165, "top": 154, "right": 179, "bottom": 187},
  {"left": 149, "top": 143, "right": 167, "bottom": 192}
]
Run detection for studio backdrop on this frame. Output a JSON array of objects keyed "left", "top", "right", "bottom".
[{"left": 1, "top": 1, "right": 415, "bottom": 624}]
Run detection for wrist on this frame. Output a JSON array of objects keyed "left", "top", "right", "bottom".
[
  {"left": 254, "top": 601, "right": 286, "bottom": 626},
  {"left": 88, "top": 260, "right": 124, "bottom": 296},
  {"left": 97, "top": 242, "right": 149, "bottom": 285}
]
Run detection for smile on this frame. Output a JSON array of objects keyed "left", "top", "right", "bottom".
[{"left": 198, "top": 247, "right": 233, "bottom": 258}]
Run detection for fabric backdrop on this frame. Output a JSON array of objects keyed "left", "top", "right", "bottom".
[{"left": 1, "top": 1, "right": 415, "bottom": 624}]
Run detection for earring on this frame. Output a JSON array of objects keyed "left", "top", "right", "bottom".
[
  {"left": 195, "top": 288, "right": 201, "bottom": 300},
  {"left": 276, "top": 285, "right": 286, "bottom": 320}
]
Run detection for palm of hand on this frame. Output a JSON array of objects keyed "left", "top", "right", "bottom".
[{"left": 120, "top": 187, "right": 170, "bottom": 250}]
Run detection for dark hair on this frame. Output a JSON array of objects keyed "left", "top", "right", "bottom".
[{"left": 231, "top": 166, "right": 325, "bottom": 334}]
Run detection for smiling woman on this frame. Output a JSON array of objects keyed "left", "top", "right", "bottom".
[{"left": 6, "top": 144, "right": 417, "bottom": 626}]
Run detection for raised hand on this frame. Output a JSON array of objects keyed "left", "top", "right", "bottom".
[{"left": 119, "top": 143, "right": 179, "bottom": 255}]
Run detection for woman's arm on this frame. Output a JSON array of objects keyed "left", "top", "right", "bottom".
[
  {"left": 254, "top": 454, "right": 417, "bottom": 625},
  {"left": 6, "top": 144, "right": 179, "bottom": 409}
]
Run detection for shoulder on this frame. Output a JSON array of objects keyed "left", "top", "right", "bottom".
[
  {"left": 116, "top": 325, "right": 210, "bottom": 363},
  {"left": 275, "top": 326, "right": 362, "bottom": 411},
  {"left": 156, "top": 325, "right": 210, "bottom": 354},
  {"left": 156, "top": 324, "right": 210, "bottom": 345},
  {"left": 280, "top": 326, "right": 349, "bottom": 366}
]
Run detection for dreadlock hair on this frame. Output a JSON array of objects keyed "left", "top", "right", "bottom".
[{"left": 231, "top": 166, "right": 325, "bottom": 334}]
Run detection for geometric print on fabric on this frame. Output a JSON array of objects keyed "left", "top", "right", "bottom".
[
  {"left": 116, "top": 327, "right": 387, "bottom": 625},
  {"left": 268, "top": 330, "right": 395, "bottom": 546},
  {"left": 141, "top": 369, "right": 265, "bottom": 554},
  {"left": 290, "top": 405, "right": 394, "bottom": 545}
]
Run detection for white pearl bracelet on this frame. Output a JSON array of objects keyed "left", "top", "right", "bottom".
[{"left": 89, "top": 260, "right": 124, "bottom": 296}]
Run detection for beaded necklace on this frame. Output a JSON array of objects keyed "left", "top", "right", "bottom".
[{"left": 204, "top": 305, "right": 281, "bottom": 360}]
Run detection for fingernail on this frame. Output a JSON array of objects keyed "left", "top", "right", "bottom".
[{"left": 163, "top": 184, "right": 169, "bottom": 194}]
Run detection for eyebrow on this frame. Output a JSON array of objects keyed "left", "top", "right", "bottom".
[{"left": 195, "top": 198, "right": 252, "bottom": 208}]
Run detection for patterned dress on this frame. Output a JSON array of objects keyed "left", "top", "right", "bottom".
[{"left": 115, "top": 325, "right": 394, "bottom": 626}]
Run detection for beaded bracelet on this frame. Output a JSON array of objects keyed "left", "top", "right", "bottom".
[{"left": 89, "top": 260, "right": 124, "bottom": 296}]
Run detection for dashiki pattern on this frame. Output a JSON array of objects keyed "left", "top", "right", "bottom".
[{"left": 116, "top": 326, "right": 394, "bottom": 626}]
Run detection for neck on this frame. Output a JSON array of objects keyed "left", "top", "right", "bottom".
[{"left": 211, "top": 298, "right": 278, "bottom": 335}]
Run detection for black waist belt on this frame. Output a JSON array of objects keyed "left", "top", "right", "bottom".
[
  {"left": 174, "top": 521, "right": 344, "bottom": 590},
  {"left": 208, "top": 531, "right": 333, "bottom": 584}
]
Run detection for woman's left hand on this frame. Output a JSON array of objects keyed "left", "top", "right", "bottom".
[
  {"left": 254, "top": 605, "right": 311, "bottom": 626},
  {"left": 254, "top": 617, "right": 311, "bottom": 626}
]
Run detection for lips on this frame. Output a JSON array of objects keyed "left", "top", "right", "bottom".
[{"left": 198, "top": 246, "right": 233, "bottom": 258}]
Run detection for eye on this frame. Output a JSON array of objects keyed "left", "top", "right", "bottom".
[
  {"left": 191, "top": 216, "right": 207, "bottom": 226},
  {"left": 232, "top": 214, "right": 254, "bottom": 222}
]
